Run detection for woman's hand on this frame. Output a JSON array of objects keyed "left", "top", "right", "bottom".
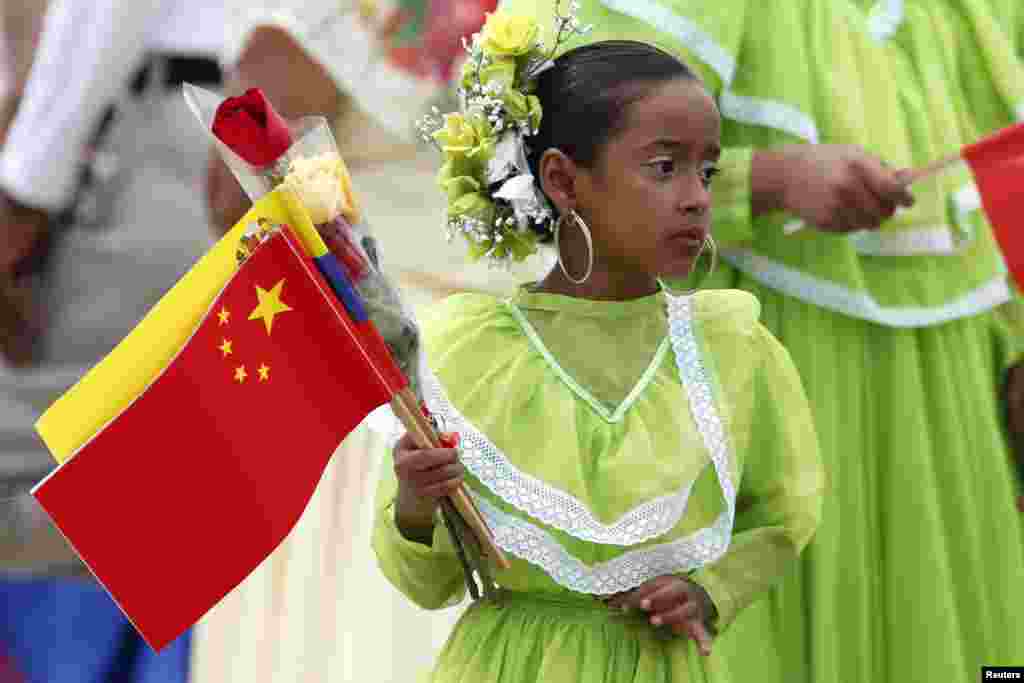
[
  {"left": 604, "top": 575, "right": 716, "bottom": 656},
  {"left": 752, "top": 144, "right": 915, "bottom": 233},
  {"left": 1003, "top": 363, "right": 1024, "bottom": 512},
  {"left": 392, "top": 431, "right": 463, "bottom": 541}
]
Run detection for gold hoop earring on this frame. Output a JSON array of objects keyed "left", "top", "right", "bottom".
[
  {"left": 554, "top": 209, "right": 594, "bottom": 285},
  {"left": 659, "top": 233, "right": 718, "bottom": 296}
]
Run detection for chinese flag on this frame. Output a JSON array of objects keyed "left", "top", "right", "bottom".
[
  {"left": 32, "top": 228, "right": 393, "bottom": 651},
  {"left": 962, "top": 122, "right": 1024, "bottom": 288}
]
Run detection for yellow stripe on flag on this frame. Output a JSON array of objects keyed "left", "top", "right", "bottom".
[
  {"left": 278, "top": 187, "right": 328, "bottom": 258},
  {"left": 36, "top": 189, "right": 323, "bottom": 464}
]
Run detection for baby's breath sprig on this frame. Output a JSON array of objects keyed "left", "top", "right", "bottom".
[
  {"left": 543, "top": 0, "right": 593, "bottom": 65},
  {"left": 416, "top": 106, "right": 446, "bottom": 150}
]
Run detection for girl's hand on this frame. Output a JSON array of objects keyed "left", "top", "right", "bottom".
[
  {"left": 392, "top": 431, "right": 463, "bottom": 539},
  {"left": 604, "top": 575, "right": 716, "bottom": 656}
]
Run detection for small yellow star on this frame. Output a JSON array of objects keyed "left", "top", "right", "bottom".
[
  {"left": 218, "top": 308, "right": 230, "bottom": 325},
  {"left": 234, "top": 365, "right": 247, "bottom": 383},
  {"left": 218, "top": 339, "right": 233, "bottom": 357},
  {"left": 248, "top": 279, "right": 293, "bottom": 335},
  {"left": 257, "top": 364, "right": 270, "bottom": 381}
]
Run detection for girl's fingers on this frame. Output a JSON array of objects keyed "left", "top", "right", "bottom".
[
  {"left": 420, "top": 478, "right": 463, "bottom": 499},
  {"left": 639, "top": 581, "right": 688, "bottom": 613},
  {"left": 652, "top": 600, "right": 700, "bottom": 628},
  {"left": 414, "top": 463, "right": 464, "bottom": 488},
  {"left": 616, "top": 577, "right": 676, "bottom": 609},
  {"left": 397, "top": 447, "right": 460, "bottom": 473},
  {"left": 686, "top": 619, "right": 713, "bottom": 657}
]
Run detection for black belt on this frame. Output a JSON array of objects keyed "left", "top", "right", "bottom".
[{"left": 130, "top": 55, "right": 222, "bottom": 94}]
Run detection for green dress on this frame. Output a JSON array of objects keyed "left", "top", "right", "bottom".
[
  {"left": 498, "top": 0, "right": 1024, "bottom": 680},
  {"left": 373, "top": 287, "right": 825, "bottom": 681}
]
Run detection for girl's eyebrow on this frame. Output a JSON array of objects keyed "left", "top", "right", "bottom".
[{"left": 642, "top": 139, "right": 722, "bottom": 158}]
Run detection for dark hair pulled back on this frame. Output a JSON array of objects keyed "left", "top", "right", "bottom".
[{"left": 525, "top": 40, "right": 698, "bottom": 243}]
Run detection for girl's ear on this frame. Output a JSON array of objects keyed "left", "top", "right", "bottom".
[{"left": 539, "top": 148, "right": 579, "bottom": 214}]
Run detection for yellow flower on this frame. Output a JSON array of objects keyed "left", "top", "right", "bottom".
[
  {"left": 479, "top": 13, "right": 540, "bottom": 58},
  {"left": 440, "top": 174, "right": 481, "bottom": 204},
  {"left": 432, "top": 113, "right": 494, "bottom": 162},
  {"left": 280, "top": 154, "right": 355, "bottom": 225},
  {"left": 450, "top": 192, "right": 495, "bottom": 222},
  {"left": 470, "top": 57, "right": 517, "bottom": 92}
]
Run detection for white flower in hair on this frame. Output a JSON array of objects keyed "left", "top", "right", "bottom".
[
  {"left": 487, "top": 131, "right": 531, "bottom": 183},
  {"left": 494, "top": 173, "right": 549, "bottom": 230}
]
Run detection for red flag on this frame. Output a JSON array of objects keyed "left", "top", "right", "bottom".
[
  {"left": 962, "top": 122, "right": 1024, "bottom": 288},
  {"left": 32, "top": 228, "right": 393, "bottom": 651}
]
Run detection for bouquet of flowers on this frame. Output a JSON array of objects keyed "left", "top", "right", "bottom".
[
  {"left": 186, "top": 85, "right": 424, "bottom": 400},
  {"left": 185, "top": 84, "right": 508, "bottom": 599}
]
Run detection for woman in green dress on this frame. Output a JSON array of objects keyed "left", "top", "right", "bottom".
[
  {"left": 497, "top": 0, "right": 1024, "bottom": 680},
  {"left": 372, "top": 14, "right": 826, "bottom": 681}
]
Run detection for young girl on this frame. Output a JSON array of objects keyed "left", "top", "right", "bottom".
[{"left": 372, "top": 14, "right": 825, "bottom": 681}]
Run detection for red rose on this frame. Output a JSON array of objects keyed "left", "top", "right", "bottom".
[{"left": 211, "top": 89, "right": 293, "bottom": 167}]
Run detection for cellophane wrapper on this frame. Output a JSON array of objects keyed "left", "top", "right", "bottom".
[{"left": 187, "top": 84, "right": 425, "bottom": 400}]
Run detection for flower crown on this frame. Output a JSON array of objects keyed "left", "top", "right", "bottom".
[{"left": 418, "top": 2, "right": 592, "bottom": 267}]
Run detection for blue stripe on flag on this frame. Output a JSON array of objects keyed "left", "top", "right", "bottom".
[{"left": 314, "top": 253, "right": 368, "bottom": 322}]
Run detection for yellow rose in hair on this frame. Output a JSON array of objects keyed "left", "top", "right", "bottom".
[
  {"left": 440, "top": 174, "right": 482, "bottom": 204},
  {"left": 479, "top": 13, "right": 540, "bottom": 58},
  {"left": 433, "top": 112, "right": 494, "bottom": 162},
  {"left": 450, "top": 192, "right": 495, "bottom": 223}
]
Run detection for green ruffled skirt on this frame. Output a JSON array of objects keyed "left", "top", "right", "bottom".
[{"left": 429, "top": 590, "right": 787, "bottom": 682}]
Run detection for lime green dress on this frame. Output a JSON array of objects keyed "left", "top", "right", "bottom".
[
  {"left": 497, "top": 0, "right": 1024, "bottom": 680},
  {"left": 372, "top": 287, "right": 825, "bottom": 681}
]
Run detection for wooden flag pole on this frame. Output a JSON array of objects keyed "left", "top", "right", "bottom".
[{"left": 900, "top": 151, "right": 963, "bottom": 186}]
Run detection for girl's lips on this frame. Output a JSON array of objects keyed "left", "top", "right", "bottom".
[{"left": 668, "top": 226, "right": 708, "bottom": 244}]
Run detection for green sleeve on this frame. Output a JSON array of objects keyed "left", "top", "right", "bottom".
[
  {"left": 371, "top": 447, "right": 468, "bottom": 610},
  {"left": 690, "top": 325, "right": 826, "bottom": 633}
]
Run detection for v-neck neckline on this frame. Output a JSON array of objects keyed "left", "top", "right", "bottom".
[{"left": 505, "top": 287, "right": 671, "bottom": 424}]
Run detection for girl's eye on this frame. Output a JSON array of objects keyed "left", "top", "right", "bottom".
[
  {"left": 648, "top": 159, "right": 676, "bottom": 179},
  {"left": 700, "top": 164, "right": 720, "bottom": 188}
]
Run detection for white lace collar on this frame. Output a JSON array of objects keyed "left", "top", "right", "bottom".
[{"left": 369, "top": 292, "right": 737, "bottom": 593}]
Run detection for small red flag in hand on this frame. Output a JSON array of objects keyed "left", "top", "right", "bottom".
[
  {"left": 961, "top": 122, "right": 1024, "bottom": 288},
  {"left": 211, "top": 89, "right": 293, "bottom": 167}
]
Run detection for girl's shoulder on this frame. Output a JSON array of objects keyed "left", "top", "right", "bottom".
[
  {"left": 420, "top": 291, "right": 526, "bottom": 358},
  {"left": 690, "top": 289, "right": 790, "bottom": 376},
  {"left": 691, "top": 288, "right": 761, "bottom": 335}
]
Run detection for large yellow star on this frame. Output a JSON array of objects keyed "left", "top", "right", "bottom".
[
  {"left": 219, "top": 339, "right": 233, "bottom": 357},
  {"left": 257, "top": 364, "right": 270, "bottom": 381},
  {"left": 248, "top": 279, "right": 293, "bottom": 334},
  {"left": 234, "top": 365, "right": 248, "bottom": 383}
]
